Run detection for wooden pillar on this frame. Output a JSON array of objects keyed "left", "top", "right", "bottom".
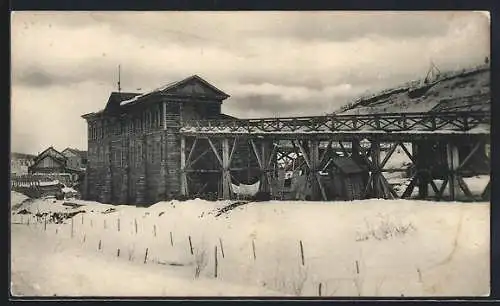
[
  {"left": 370, "top": 139, "right": 382, "bottom": 198},
  {"left": 446, "top": 142, "right": 461, "bottom": 201},
  {"left": 222, "top": 138, "right": 232, "bottom": 199},
  {"left": 180, "top": 135, "right": 188, "bottom": 197},
  {"left": 259, "top": 140, "right": 271, "bottom": 193},
  {"left": 413, "top": 141, "right": 429, "bottom": 199},
  {"left": 162, "top": 101, "right": 167, "bottom": 130},
  {"left": 310, "top": 140, "right": 320, "bottom": 201}
]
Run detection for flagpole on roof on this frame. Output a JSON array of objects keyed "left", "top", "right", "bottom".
[{"left": 118, "top": 64, "right": 122, "bottom": 93}]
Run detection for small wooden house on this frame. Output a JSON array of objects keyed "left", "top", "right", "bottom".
[
  {"left": 29, "top": 147, "right": 68, "bottom": 174},
  {"left": 28, "top": 147, "right": 83, "bottom": 186},
  {"left": 323, "top": 157, "right": 368, "bottom": 201},
  {"left": 61, "top": 148, "right": 88, "bottom": 171}
]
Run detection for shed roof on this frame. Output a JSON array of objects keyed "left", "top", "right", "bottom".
[{"left": 328, "top": 157, "right": 365, "bottom": 174}]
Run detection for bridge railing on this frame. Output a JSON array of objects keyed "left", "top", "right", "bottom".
[{"left": 181, "top": 111, "right": 490, "bottom": 134}]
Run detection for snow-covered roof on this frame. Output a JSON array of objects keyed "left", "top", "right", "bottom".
[{"left": 119, "top": 75, "right": 230, "bottom": 107}]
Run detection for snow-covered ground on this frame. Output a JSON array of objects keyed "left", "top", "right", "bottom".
[{"left": 10, "top": 192, "right": 489, "bottom": 297}]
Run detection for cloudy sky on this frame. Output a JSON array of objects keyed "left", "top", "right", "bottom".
[{"left": 11, "top": 11, "right": 489, "bottom": 155}]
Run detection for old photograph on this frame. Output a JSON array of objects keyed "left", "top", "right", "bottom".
[{"left": 10, "top": 11, "right": 490, "bottom": 297}]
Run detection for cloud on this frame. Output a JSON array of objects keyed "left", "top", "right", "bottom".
[{"left": 10, "top": 11, "right": 490, "bottom": 154}]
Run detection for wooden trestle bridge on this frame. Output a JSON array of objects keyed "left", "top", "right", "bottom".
[{"left": 178, "top": 111, "right": 490, "bottom": 202}]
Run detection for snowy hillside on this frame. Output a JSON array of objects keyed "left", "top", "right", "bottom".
[
  {"left": 11, "top": 193, "right": 489, "bottom": 297},
  {"left": 338, "top": 65, "right": 490, "bottom": 115}
]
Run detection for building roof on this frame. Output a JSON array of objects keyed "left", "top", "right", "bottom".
[
  {"left": 29, "top": 147, "right": 67, "bottom": 172},
  {"left": 328, "top": 157, "right": 365, "bottom": 174},
  {"left": 11, "top": 152, "right": 36, "bottom": 160},
  {"left": 62, "top": 148, "right": 88, "bottom": 159},
  {"left": 119, "top": 75, "right": 230, "bottom": 107},
  {"left": 34, "top": 147, "right": 66, "bottom": 163},
  {"left": 336, "top": 63, "right": 490, "bottom": 115},
  {"left": 82, "top": 75, "right": 230, "bottom": 120}
]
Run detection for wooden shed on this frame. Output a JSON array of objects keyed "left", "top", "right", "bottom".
[{"left": 323, "top": 156, "right": 368, "bottom": 201}]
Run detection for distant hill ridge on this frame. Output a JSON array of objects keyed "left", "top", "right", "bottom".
[{"left": 334, "top": 63, "right": 490, "bottom": 115}]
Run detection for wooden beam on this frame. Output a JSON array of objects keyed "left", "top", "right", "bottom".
[
  {"left": 310, "top": 140, "right": 327, "bottom": 201},
  {"left": 264, "top": 141, "right": 275, "bottom": 194},
  {"left": 379, "top": 175, "right": 398, "bottom": 199},
  {"left": 457, "top": 141, "right": 482, "bottom": 171},
  {"left": 228, "top": 137, "right": 238, "bottom": 164},
  {"left": 162, "top": 101, "right": 167, "bottom": 130},
  {"left": 267, "top": 143, "right": 279, "bottom": 168},
  {"left": 185, "top": 137, "right": 198, "bottom": 166},
  {"left": 222, "top": 137, "right": 232, "bottom": 200},
  {"left": 363, "top": 175, "right": 374, "bottom": 198},
  {"left": 446, "top": 142, "right": 461, "bottom": 201},
  {"left": 189, "top": 148, "right": 211, "bottom": 168},
  {"left": 401, "top": 175, "right": 418, "bottom": 199},
  {"left": 481, "top": 180, "right": 490, "bottom": 200},
  {"left": 370, "top": 139, "right": 385, "bottom": 198},
  {"left": 296, "top": 140, "right": 312, "bottom": 170},
  {"left": 207, "top": 138, "right": 223, "bottom": 166},
  {"left": 437, "top": 178, "right": 449, "bottom": 200},
  {"left": 380, "top": 143, "right": 398, "bottom": 169},
  {"left": 180, "top": 135, "right": 188, "bottom": 196},
  {"left": 319, "top": 140, "right": 333, "bottom": 166},
  {"left": 457, "top": 176, "right": 474, "bottom": 200},
  {"left": 399, "top": 142, "right": 416, "bottom": 164},
  {"left": 250, "top": 139, "right": 263, "bottom": 168}
]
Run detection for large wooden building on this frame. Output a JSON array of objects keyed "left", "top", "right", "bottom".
[{"left": 81, "top": 75, "right": 231, "bottom": 204}]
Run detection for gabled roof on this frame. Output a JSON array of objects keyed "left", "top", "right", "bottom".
[
  {"left": 31, "top": 147, "right": 67, "bottom": 168},
  {"left": 120, "top": 75, "right": 230, "bottom": 107},
  {"left": 62, "top": 148, "right": 88, "bottom": 159}
]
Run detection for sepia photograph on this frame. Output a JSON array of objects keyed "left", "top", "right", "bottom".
[{"left": 10, "top": 11, "right": 490, "bottom": 297}]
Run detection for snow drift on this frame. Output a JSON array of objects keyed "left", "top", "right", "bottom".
[{"left": 10, "top": 194, "right": 489, "bottom": 297}]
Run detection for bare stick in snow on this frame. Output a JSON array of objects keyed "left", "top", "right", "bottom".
[
  {"left": 299, "top": 240, "right": 305, "bottom": 266},
  {"left": 118, "top": 218, "right": 120, "bottom": 232},
  {"left": 188, "top": 236, "right": 194, "bottom": 255},
  {"left": 219, "top": 238, "right": 225, "bottom": 259},
  {"left": 117, "top": 249, "right": 120, "bottom": 257},
  {"left": 170, "top": 231, "right": 174, "bottom": 246},
  {"left": 44, "top": 216, "right": 47, "bottom": 231},
  {"left": 98, "top": 239, "right": 102, "bottom": 251},
  {"left": 135, "top": 219, "right": 138, "bottom": 234},
  {"left": 318, "top": 283, "right": 322, "bottom": 296},
  {"left": 214, "top": 245, "right": 218, "bottom": 278},
  {"left": 355, "top": 260, "right": 360, "bottom": 274},
  {"left": 27, "top": 216, "right": 30, "bottom": 226},
  {"left": 71, "top": 217, "right": 74, "bottom": 238},
  {"left": 81, "top": 214, "right": 84, "bottom": 225},
  {"left": 55, "top": 228, "right": 58, "bottom": 235},
  {"left": 252, "top": 239, "right": 256, "bottom": 261},
  {"left": 83, "top": 234, "right": 86, "bottom": 243},
  {"left": 144, "top": 248, "right": 149, "bottom": 264},
  {"left": 90, "top": 219, "right": 93, "bottom": 228},
  {"left": 153, "top": 224, "right": 157, "bottom": 237}
]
